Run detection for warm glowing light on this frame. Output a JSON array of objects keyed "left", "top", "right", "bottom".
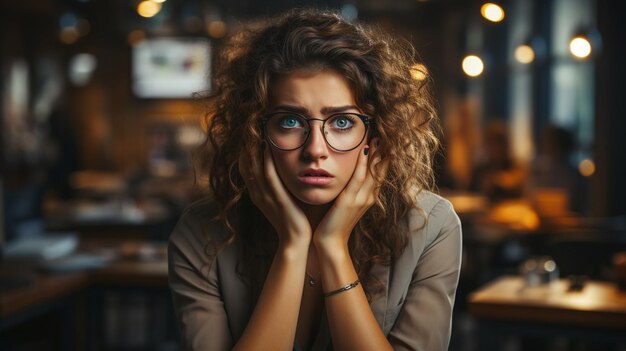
[
  {"left": 137, "top": 0, "right": 162, "bottom": 18},
  {"left": 515, "top": 44, "right": 535, "bottom": 64},
  {"left": 462, "top": 55, "right": 484, "bottom": 77},
  {"left": 59, "top": 27, "right": 79, "bottom": 44},
  {"left": 58, "top": 12, "right": 88, "bottom": 43},
  {"left": 488, "top": 201, "right": 540, "bottom": 231},
  {"left": 544, "top": 260, "right": 557, "bottom": 272},
  {"left": 128, "top": 30, "right": 146, "bottom": 46},
  {"left": 151, "top": 0, "right": 167, "bottom": 3},
  {"left": 569, "top": 36, "right": 592, "bottom": 58},
  {"left": 411, "top": 63, "right": 428, "bottom": 81},
  {"left": 481, "top": 3, "right": 505, "bottom": 22},
  {"left": 579, "top": 159, "right": 595, "bottom": 177},
  {"left": 207, "top": 21, "right": 227, "bottom": 38}
]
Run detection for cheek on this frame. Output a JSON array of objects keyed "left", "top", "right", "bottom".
[
  {"left": 270, "top": 150, "right": 298, "bottom": 183},
  {"left": 335, "top": 151, "right": 361, "bottom": 182}
]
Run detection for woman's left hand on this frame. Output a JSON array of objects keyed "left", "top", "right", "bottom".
[{"left": 313, "top": 139, "right": 387, "bottom": 250}]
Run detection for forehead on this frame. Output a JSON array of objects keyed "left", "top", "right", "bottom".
[{"left": 269, "top": 70, "right": 356, "bottom": 107}]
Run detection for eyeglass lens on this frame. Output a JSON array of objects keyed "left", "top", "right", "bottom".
[{"left": 265, "top": 113, "right": 367, "bottom": 151}]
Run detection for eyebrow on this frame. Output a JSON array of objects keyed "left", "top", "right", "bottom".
[{"left": 271, "top": 104, "right": 360, "bottom": 115}]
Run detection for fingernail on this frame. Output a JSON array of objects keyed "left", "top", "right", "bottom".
[{"left": 364, "top": 147, "right": 369, "bottom": 156}]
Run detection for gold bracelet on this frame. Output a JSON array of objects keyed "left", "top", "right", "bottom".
[{"left": 324, "top": 279, "right": 360, "bottom": 298}]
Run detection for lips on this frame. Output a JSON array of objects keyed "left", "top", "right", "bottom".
[
  {"left": 299, "top": 168, "right": 333, "bottom": 177},
  {"left": 298, "top": 168, "right": 334, "bottom": 185}
]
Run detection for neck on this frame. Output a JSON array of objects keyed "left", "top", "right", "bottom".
[
  {"left": 297, "top": 200, "right": 333, "bottom": 232},
  {"left": 297, "top": 201, "right": 330, "bottom": 276}
]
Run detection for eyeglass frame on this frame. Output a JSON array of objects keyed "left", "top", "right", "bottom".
[{"left": 260, "top": 111, "right": 375, "bottom": 152}]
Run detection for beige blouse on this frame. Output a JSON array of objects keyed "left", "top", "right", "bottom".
[{"left": 168, "top": 191, "right": 462, "bottom": 350}]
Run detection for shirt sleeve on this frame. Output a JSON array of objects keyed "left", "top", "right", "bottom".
[
  {"left": 168, "top": 208, "right": 233, "bottom": 351},
  {"left": 388, "top": 199, "right": 463, "bottom": 351}
]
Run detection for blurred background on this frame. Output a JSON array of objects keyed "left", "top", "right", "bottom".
[{"left": 1, "top": 0, "right": 625, "bottom": 350}]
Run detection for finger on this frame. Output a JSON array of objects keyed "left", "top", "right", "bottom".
[
  {"left": 362, "top": 156, "right": 387, "bottom": 196},
  {"left": 343, "top": 141, "right": 370, "bottom": 196},
  {"left": 361, "top": 138, "right": 386, "bottom": 198}
]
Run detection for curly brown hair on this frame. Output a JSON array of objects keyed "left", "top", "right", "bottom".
[{"left": 195, "top": 8, "right": 441, "bottom": 300}]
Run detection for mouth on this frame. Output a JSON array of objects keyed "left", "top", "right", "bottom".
[
  {"left": 299, "top": 169, "right": 333, "bottom": 177},
  {"left": 297, "top": 168, "right": 334, "bottom": 185}
]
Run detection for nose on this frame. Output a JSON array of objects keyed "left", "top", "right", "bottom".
[{"left": 301, "top": 120, "right": 329, "bottom": 161}]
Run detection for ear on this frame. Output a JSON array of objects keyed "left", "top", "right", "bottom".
[{"left": 367, "top": 128, "right": 380, "bottom": 143}]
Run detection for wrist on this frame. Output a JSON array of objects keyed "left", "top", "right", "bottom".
[
  {"left": 313, "top": 237, "right": 350, "bottom": 261},
  {"left": 277, "top": 237, "right": 310, "bottom": 258}
]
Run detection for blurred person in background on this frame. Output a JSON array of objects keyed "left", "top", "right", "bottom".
[
  {"left": 442, "top": 98, "right": 480, "bottom": 191},
  {"left": 168, "top": 9, "right": 462, "bottom": 351},
  {"left": 2, "top": 63, "right": 79, "bottom": 237},
  {"left": 470, "top": 120, "right": 527, "bottom": 203},
  {"left": 528, "top": 125, "right": 587, "bottom": 215},
  {"left": 45, "top": 91, "right": 81, "bottom": 201}
]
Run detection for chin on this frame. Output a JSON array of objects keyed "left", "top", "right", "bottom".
[{"left": 291, "top": 189, "right": 338, "bottom": 206}]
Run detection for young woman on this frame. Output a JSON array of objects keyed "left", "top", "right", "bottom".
[{"left": 168, "top": 9, "right": 462, "bottom": 351}]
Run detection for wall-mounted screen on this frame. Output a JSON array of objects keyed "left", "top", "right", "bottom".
[{"left": 132, "top": 38, "right": 211, "bottom": 98}]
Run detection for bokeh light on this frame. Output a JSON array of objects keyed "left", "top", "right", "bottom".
[
  {"left": 515, "top": 44, "right": 535, "bottom": 64},
  {"left": 579, "top": 159, "right": 595, "bottom": 177},
  {"left": 59, "top": 27, "right": 79, "bottom": 44},
  {"left": 137, "top": 0, "right": 162, "bottom": 18},
  {"left": 462, "top": 55, "right": 484, "bottom": 77},
  {"left": 481, "top": 3, "right": 505, "bottom": 22},
  {"left": 569, "top": 36, "right": 592, "bottom": 59},
  {"left": 207, "top": 21, "right": 227, "bottom": 39},
  {"left": 69, "top": 53, "right": 97, "bottom": 86}
]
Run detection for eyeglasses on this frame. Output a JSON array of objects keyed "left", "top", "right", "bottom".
[{"left": 262, "top": 111, "right": 373, "bottom": 152}]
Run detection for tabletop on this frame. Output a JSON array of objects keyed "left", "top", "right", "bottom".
[
  {"left": 1, "top": 245, "right": 168, "bottom": 319},
  {"left": 468, "top": 275, "right": 626, "bottom": 330}
]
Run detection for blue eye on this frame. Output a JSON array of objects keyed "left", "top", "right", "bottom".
[
  {"left": 278, "top": 116, "right": 303, "bottom": 129},
  {"left": 330, "top": 115, "right": 355, "bottom": 130}
]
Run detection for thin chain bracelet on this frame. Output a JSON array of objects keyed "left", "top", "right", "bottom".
[{"left": 323, "top": 279, "right": 360, "bottom": 298}]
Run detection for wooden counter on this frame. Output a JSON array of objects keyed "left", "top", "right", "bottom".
[{"left": 468, "top": 275, "right": 626, "bottom": 330}]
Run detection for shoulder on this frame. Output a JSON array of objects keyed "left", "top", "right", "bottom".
[
  {"left": 407, "top": 190, "right": 462, "bottom": 246},
  {"left": 182, "top": 197, "right": 221, "bottom": 221},
  {"left": 416, "top": 190, "right": 452, "bottom": 214},
  {"left": 410, "top": 190, "right": 461, "bottom": 228},
  {"left": 168, "top": 198, "right": 229, "bottom": 261}
]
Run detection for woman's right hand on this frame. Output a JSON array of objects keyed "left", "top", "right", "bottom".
[{"left": 239, "top": 142, "right": 312, "bottom": 248}]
